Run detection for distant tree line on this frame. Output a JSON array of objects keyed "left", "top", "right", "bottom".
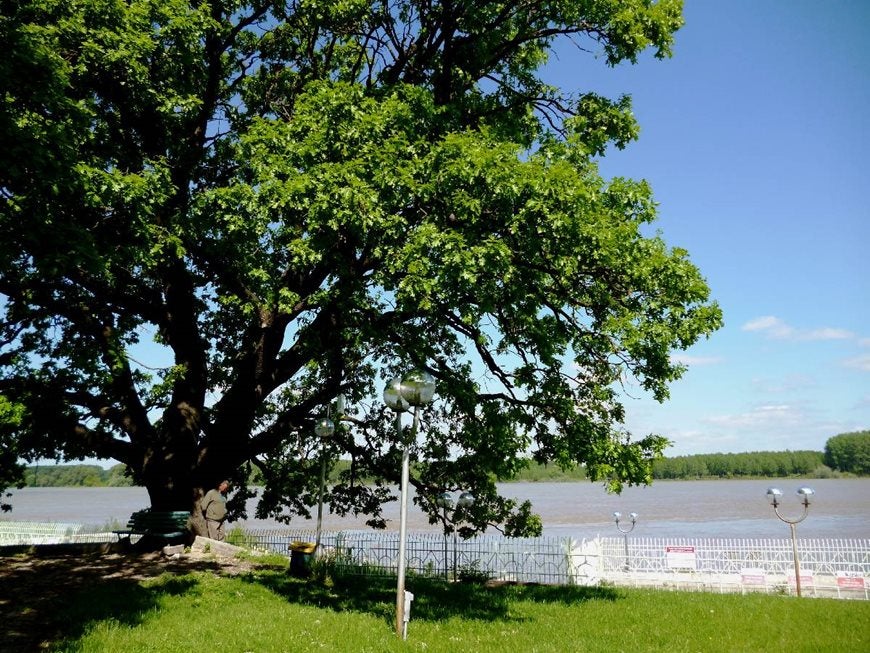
[
  {"left": 24, "top": 464, "right": 134, "bottom": 487},
  {"left": 20, "top": 430, "right": 869, "bottom": 486},
  {"left": 824, "top": 430, "right": 870, "bottom": 475},
  {"left": 650, "top": 430, "right": 869, "bottom": 480},
  {"left": 650, "top": 450, "right": 825, "bottom": 480}
]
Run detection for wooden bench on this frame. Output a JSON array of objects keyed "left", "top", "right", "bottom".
[{"left": 113, "top": 509, "right": 190, "bottom": 543}]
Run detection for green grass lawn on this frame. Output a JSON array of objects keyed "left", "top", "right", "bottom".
[{"left": 53, "top": 563, "right": 870, "bottom": 653}]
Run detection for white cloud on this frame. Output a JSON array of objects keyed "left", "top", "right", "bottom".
[
  {"left": 750, "top": 374, "right": 816, "bottom": 394},
  {"left": 742, "top": 316, "right": 794, "bottom": 338},
  {"left": 843, "top": 353, "right": 870, "bottom": 372},
  {"left": 703, "top": 404, "right": 803, "bottom": 429},
  {"left": 742, "top": 315, "right": 854, "bottom": 341},
  {"left": 802, "top": 327, "right": 854, "bottom": 341},
  {"left": 690, "top": 400, "right": 864, "bottom": 451},
  {"left": 669, "top": 353, "right": 724, "bottom": 366},
  {"left": 661, "top": 430, "right": 740, "bottom": 456}
]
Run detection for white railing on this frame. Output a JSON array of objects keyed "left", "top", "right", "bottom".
[
  {"left": 237, "top": 529, "right": 869, "bottom": 599},
  {"left": 0, "top": 521, "right": 85, "bottom": 545},
  {"left": 574, "top": 536, "right": 870, "bottom": 599}
]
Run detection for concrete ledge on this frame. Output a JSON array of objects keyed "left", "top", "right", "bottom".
[
  {"left": 190, "top": 535, "right": 244, "bottom": 558},
  {"left": 0, "top": 541, "right": 123, "bottom": 557}
]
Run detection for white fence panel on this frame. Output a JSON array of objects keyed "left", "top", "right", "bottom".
[{"left": 596, "top": 536, "right": 870, "bottom": 599}]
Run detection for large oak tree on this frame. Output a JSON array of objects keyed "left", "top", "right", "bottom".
[{"left": 0, "top": 0, "right": 721, "bottom": 536}]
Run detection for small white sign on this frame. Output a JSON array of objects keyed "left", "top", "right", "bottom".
[
  {"left": 787, "top": 572, "right": 813, "bottom": 587},
  {"left": 741, "top": 568, "right": 766, "bottom": 585},
  {"left": 665, "top": 545, "right": 696, "bottom": 569}
]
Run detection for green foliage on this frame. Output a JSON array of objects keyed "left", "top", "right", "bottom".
[
  {"left": 224, "top": 525, "right": 247, "bottom": 547},
  {"left": 456, "top": 560, "right": 493, "bottom": 584},
  {"left": 508, "top": 461, "right": 588, "bottom": 482},
  {"left": 0, "top": 0, "right": 722, "bottom": 535},
  {"left": 824, "top": 430, "right": 870, "bottom": 475},
  {"left": 0, "top": 396, "right": 27, "bottom": 510}
]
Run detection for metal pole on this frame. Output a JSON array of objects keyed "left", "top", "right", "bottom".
[
  {"left": 443, "top": 505, "right": 449, "bottom": 581},
  {"left": 453, "top": 530, "right": 458, "bottom": 582},
  {"left": 395, "top": 409, "right": 410, "bottom": 639},
  {"left": 313, "top": 411, "right": 335, "bottom": 555},
  {"left": 623, "top": 533, "right": 629, "bottom": 570},
  {"left": 790, "top": 522, "right": 802, "bottom": 598},
  {"left": 315, "top": 452, "right": 326, "bottom": 552}
]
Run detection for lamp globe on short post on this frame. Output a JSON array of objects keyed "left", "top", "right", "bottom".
[
  {"left": 433, "top": 490, "right": 475, "bottom": 582},
  {"left": 613, "top": 511, "right": 638, "bottom": 571},
  {"left": 453, "top": 491, "right": 475, "bottom": 581},
  {"left": 435, "top": 492, "right": 454, "bottom": 581},
  {"left": 766, "top": 486, "right": 814, "bottom": 597},
  {"left": 383, "top": 370, "right": 436, "bottom": 640}
]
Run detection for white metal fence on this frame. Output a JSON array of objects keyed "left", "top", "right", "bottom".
[
  {"left": 581, "top": 536, "right": 869, "bottom": 599},
  {"left": 2, "top": 521, "right": 867, "bottom": 599},
  {"left": 232, "top": 528, "right": 869, "bottom": 600},
  {"left": 0, "top": 520, "right": 98, "bottom": 545}
]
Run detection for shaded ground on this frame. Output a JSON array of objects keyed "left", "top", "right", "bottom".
[
  {"left": 0, "top": 544, "right": 620, "bottom": 652},
  {"left": 0, "top": 545, "right": 264, "bottom": 652}
]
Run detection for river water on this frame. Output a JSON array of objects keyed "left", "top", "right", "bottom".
[{"left": 5, "top": 478, "right": 869, "bottom": 541}]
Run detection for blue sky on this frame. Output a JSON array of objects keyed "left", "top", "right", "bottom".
[{"left": 544, "top": 1, "right": 869, "bottom": 455}]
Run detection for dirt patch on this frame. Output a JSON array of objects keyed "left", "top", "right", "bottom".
[{"left": 0, "top": 545, "right": 271, "bottom": 652}]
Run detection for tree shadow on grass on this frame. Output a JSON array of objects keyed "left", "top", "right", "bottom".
[
  {"left": 0, "top": 550, "right": 229, "bottom": 652},
  {"left": 244, "top": 571, "right": 622, "bottom": 629},
  {"left": 55, "top": 576, "right": 199, "bottom": 639},
  {"left": 0, "top": 550, "right": 620, "bottom": 649}
]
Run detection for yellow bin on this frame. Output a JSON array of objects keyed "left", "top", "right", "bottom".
[{"left": 289, "top": 541, "right": 316, "bottom": 577}]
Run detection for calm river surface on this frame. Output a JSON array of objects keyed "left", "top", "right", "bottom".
[{"left": 5, "top": 478, "right": 869, "bottom": 540}]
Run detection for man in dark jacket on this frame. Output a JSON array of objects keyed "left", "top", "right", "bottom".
[{"left": 202, "top": 480, "right": 229, "bottom": 541}]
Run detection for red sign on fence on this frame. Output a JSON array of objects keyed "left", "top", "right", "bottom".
[{"left": 836, "top": 573, "right": 866, "bottom": 589}]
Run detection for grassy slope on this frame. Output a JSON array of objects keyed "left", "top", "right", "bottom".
[{"left": 54, "top": 564, "right": 870, "bottom": 653}]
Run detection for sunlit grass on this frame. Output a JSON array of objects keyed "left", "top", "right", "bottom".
[{"left": 54, "top": 568, "right": 870, "bottom": 653}]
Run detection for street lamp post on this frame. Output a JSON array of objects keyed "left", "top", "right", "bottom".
[
  {"left": 613, "top": 511, "right": 637, "bottom": 570},
  {"left": 383, "top": 371, "right": 436, "bottom": 640},
  {"left": 766, "top": 486, "right": 814, "bottom": 597},
  {"left": 313, "top": 416, "right": 335, "bottom": 554},
  {"left": 435, "top": 490, "right": 475, "bottom": 582}
]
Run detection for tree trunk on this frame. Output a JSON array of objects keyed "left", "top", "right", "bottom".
[
  {"left": 132, "top": 420, "right": 243, "bottom": 540},
  {"left": 189, "top": 489, "right": 208, "bottom": 537}
]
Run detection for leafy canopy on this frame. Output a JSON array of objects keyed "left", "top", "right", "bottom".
[{"left": 0, "top": 0, "right": 721, "bottom": 533}]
